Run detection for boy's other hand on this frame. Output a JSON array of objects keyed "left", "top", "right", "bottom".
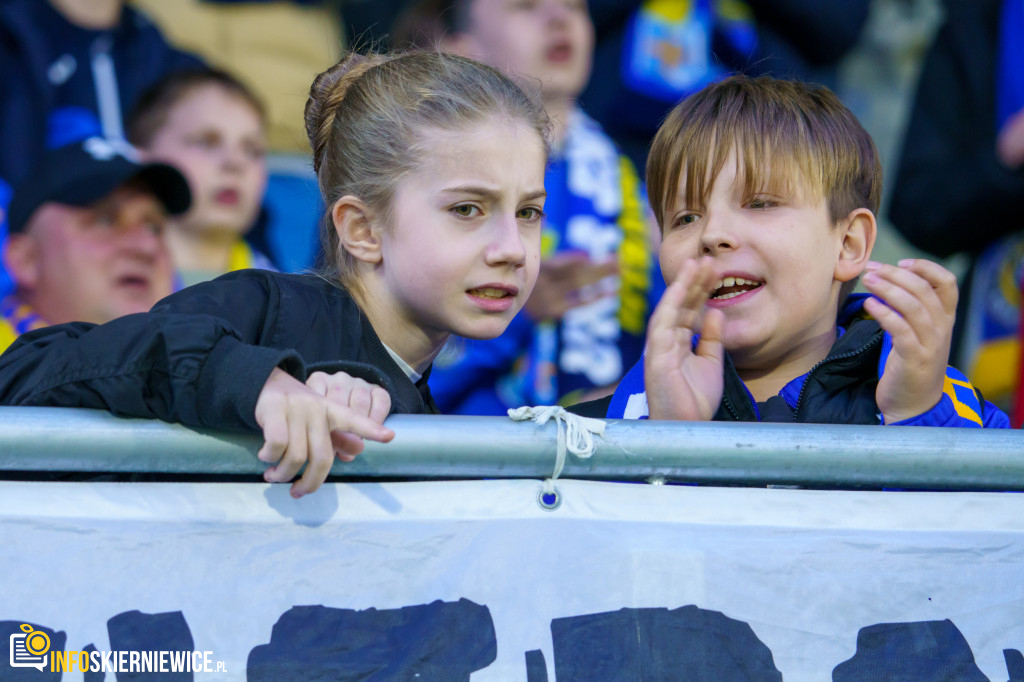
[
  {"left": 645, "top": 257, "right": 725, "bottom": 420},
  {"left": 525, "top": 252, "right": 619, "bottom": 322},
  {"left": 254, "top": 368, "right": 395, "bottom": 498},
  {"left": 861, "top": 259, "right": 958, "bottom": 424}
]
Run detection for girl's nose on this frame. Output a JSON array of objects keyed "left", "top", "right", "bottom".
[{"left": 484, "top": 214, "right": 527, "bottom": 268}]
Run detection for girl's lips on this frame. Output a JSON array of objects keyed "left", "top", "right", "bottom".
[{"left": 467, "top": 285, "right": 518, "bottom": 313}]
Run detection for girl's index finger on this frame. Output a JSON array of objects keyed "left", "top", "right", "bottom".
[{"left": 326, "top": 403, "right": 395, "bottom": 444}]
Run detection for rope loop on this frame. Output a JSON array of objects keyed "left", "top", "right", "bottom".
[{"left": 508, "top": 406, "right": 607, "bottom": 504}]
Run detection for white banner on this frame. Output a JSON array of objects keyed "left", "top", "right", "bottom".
[{"left": 2, "top": 479, "right": 1024, "bottom": 680}]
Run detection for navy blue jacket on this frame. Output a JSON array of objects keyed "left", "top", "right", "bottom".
[{"left": 0, "top": 0, "right": 203, "bottom": 189}]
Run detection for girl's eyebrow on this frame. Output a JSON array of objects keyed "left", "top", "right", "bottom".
[{"left": 440, "top": 185, "right": 547, "bottom": 202}]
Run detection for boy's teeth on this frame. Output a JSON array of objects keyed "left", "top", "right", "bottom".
[
  {"left": 715, "top": 276, "right": 756, "bottom": 289},
  {"left": 712, "top": 277, "right": 762, "bottom": 299}
]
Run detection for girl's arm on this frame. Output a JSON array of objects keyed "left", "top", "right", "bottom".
[
  {"left": 0, "top": 311, "right": 298, "bottom": 431},
  {"left": 0, "top": 272, "right": 347, "bottom": 432},
  {"left": 0, "top": 272, "right": 398, "bottom": 495}
]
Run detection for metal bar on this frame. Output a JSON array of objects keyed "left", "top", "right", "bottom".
[{"left": 1, "top": 407, "right": 1022, "bottom": 490}]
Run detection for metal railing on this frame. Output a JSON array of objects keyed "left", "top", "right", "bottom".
[{"left": 1, "top": 406, "right": 1022, "bottom": 490}]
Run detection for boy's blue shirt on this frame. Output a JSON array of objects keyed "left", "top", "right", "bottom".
[{"left": 607, "top": 294, "right": 1010, "bottom": 428}]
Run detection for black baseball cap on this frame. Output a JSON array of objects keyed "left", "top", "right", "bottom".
[{"left": 6, "top": 137, "right": 192, "bottom": 234}]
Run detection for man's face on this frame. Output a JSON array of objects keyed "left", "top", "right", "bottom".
[
  {"left": 7, "top": 185, "right": 174, "bottom": 325},
  {"left": 456, "top": 0, "right": 594, "bottom": 102}
]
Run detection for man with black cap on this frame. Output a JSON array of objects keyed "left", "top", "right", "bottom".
[{"left": 0, "top": 137, "right": 191, "bottom": 352}]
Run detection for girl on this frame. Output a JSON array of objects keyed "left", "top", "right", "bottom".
[
  {"left": 0, "top": 51, "right": 551, "bottom": 496},
  {"left": 127, "top": 68, "right": 275, "bottom": 286},
  {"left": 400, "top": 0, "right": 659, "bottom": 415}
]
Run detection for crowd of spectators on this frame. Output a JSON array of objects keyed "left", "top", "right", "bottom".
[{"left": 0, "top": 0, "right": 1019, "bottom": 420}]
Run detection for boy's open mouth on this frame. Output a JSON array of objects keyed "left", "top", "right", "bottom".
[{"left": 712, "top": 276, "right": 764, "bottom": 300}]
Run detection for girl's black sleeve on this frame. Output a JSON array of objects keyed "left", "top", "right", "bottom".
[{"left": 0, "top": 274, "right": 304, "bottom": 432}]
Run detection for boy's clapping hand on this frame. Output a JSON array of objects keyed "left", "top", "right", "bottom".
[
  {"left": 645, "top": 257, "right": 725, "bottom": 421},
  {"left": 254, "top": 368, "right": 395, "bottom": 498},
  {"left": 861, "top": 259, "right": 958, "bottom": 424}
]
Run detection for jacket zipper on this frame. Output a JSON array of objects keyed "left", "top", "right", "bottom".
[
  {"left": 792, "top": 332, "right": 884, "bottom": 422},
  {"left": 720, "top": 380, "right": 760, "bottom": 420},
  {"left": 743, "top": 383, "right": 761, "bottom": 421}
]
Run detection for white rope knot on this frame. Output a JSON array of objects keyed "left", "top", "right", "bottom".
[{"left": 508, "top": 405, "right": 607, "bottom": 497}]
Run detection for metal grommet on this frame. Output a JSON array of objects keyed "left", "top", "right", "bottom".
[{"left": 537, "top": 487, "right": 561, "bottom": 511}]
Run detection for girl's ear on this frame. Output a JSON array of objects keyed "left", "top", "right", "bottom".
[
  {"left": 834, "top": 207, "right": 877, "bottom": 283},
  {"left": 4, "top": 233, "right": 40, "bottom": 290},
  {"left": 332, "top": 196, "right": 382, "bottom": 265}
]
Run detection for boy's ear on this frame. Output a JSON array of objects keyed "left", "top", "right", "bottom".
[
  {"left": 332, "top": 196, "right": 382, "bottom": 265},
  {"left": 4, "top": 233, "right": 40, "bottom": 290},
  {"left": 834, "top": 208, "right": 877, "bottom": 283}
]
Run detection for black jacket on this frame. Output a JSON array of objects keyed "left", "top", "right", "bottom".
[
  {"left": 0, "top": 270, "right": 439, "bottom": 432},
  {"left": 713, "top": 317, "right": 884, "bottom": 423}
]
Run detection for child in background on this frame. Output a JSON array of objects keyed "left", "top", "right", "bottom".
[
  {"left": 0, "top": 51, "right": 552, "bottom": 494},
  {"left": 127, "top": 68, "right": 275, "bottom": 287},
  {"left": 576, "top": 75, "right": 1009, "bottom": 428},
  {"left": 397, "top": 0, "right": 661, "bottom": 413}
]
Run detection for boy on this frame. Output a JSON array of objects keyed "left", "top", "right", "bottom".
[{"left": 577, "top": 75, "right": 1008, "bottom": 428}]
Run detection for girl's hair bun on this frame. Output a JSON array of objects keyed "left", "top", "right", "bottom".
[{"left": 304, "top": 53, "right": 389, "bottom": 174}]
